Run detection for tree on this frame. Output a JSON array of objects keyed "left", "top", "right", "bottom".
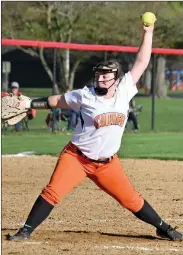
[
  {"left": 2, "top": 1, "right": 183, "bottom": 96},
  {"left": 2, "top": 2, "right": 102, "bottom": 92},
  {"left": 156, "top": 56, "right": 167, "bottom": 98}
]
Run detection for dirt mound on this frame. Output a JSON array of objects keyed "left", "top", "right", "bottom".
[{"left": 2, "top": 156, "right": 183, "bottom": 254}]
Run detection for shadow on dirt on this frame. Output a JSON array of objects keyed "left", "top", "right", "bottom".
[{"left": 2, "top": 228, "right": 158, "bottom": 241}]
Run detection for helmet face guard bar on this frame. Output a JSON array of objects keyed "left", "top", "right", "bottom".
[
  {"left": 93, "top": 67, "right": 118, "bottom": 73},
  {"left": 93, "top": 60, "right": 122, "bottom": 80}
]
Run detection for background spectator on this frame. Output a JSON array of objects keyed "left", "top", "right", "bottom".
[
  {"left": 10, "top": 82, "right": 22, "bottom": 130},
  {"left": 10, "top": 81, "right": 22, "bottom": 96},
  {"left": 128, "top": 99, "right": 140, "bottom": 131}
]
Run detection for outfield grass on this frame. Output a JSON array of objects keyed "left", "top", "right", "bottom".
[
  {"left": 21, "top": 88, "right": 183, "bottom": 98},
  {"left": 20, "top": 88, "right": 52, "bottom": 97},
  {"left": 19, "top": 88, "right": 183, "bottom": 132},
  {"left": 138, "top": 88, "right": 183, "bottom": 96},
  {"left": 120, "top": 132, "right": 183, "bottom": 160},
  {"left": 2, "top": 94, "right": 183, "bottom": 159},
  {"left": 27, "top": 97, "right": 183, "bottom": 133},
  {"left": 2, "top": 97, "right": 182, "bottom": 133},
  {"left": 2, "top": 132, "right": 183, "bottom": 160},
  {"left": 135, "top": 98, "right": 183, "bottom": 132}
]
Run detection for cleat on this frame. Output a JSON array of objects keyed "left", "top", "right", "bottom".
[
  {"left": 7, "top": 228, "right": 30, "bottom": 241},
  {"left": 156, "top": 226, "right": 183, "bottom": 241}
]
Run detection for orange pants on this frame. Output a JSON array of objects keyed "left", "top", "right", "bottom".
[{"left": 41, "top": 143, "right": 144, "bottom": 212}]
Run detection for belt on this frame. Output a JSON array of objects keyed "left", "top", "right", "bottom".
[{"left": 76, "top": 147, "right": 113, "bottom": 163}]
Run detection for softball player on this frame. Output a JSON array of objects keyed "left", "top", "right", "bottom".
[{"left": 7, "top": 24, "right": 182, "bottom": 241}]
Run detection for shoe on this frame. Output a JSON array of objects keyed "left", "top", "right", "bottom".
[
  {"left": 156, "top": 226, "right": 183, "bottom": 241},
  {"left": 7, "top": 227, "right": 30, "bottom": 241}
]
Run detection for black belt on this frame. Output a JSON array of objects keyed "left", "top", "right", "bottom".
[{"left": 76, "top": 148, "right": 113, "bottom": 163}]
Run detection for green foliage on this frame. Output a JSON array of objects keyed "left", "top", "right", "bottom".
[
  {"left": 2, "top": 2, "right": 183, "bottom": 48},
  {"left": 2, "top": 2, "right": 183, "bottom": 93}
]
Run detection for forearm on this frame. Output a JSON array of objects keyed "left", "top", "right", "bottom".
[
  {"left": 29, "top": 95, "right": 69, "bottom": 109},
  {"left": 47, "top": 95, "right": 61, "bottom": 108},
  {"left": 130, "top": 24, "right": 154, "bottom": 84},
  {"left": 29, "top": 96, "right": 58, "bottom": 109},
  {"left": 136, "top": 30, "right": 153, "bottom": 67}
]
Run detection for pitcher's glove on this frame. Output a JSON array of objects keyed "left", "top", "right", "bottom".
[{"left": 1, "top": 95, "right": 31, "bottom": 125}]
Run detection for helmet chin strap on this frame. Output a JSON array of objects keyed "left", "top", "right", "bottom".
[{"left": 94, "top": 80, "right": 116, "bottom": 96}]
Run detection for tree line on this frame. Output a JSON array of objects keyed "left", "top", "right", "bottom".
[{"left": 2, "top": 1, "right": 183, "bottom": 97}]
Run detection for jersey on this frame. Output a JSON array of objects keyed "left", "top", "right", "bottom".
[{"left": 64, "top": 71, "right": 138, "bottom": 160}]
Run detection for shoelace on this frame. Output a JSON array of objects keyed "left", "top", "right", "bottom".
[{"left": 168, "top": 226, "right": 178, "bottom": 232}]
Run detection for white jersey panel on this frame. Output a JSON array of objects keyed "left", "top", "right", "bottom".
[
  {"left": 119, "top": 71, "right": 138, "bottom": 102},
  {"left": 64, "top": 71, "right": 138, "bottom": 160},
  {"left": 64, "top": 89, "right": 82, "bottom": 110}
]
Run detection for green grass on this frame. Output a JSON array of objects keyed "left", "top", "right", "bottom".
[
  {"left": 2, "top": 132, "right": 71, "bottom": 155},
  {"left": 135, "top": 98, "right": 183, "bottom": 132},
  {"left": 120, "top": 132, "right": 183, "bottom": 160},
  {"left": 138, "top": 88, "right": 183, "bottom": 96},
  {"left": 22, "top": 88, "right": 183, "bottom": 98},
  {"left": 168, "top": 90, "right": 183, "bottom": 96},
  {"left": 19, "top": 88, "right": 183, "bottom": 132},
  {"left": 3, "top": 98, "right": 183, "bottom": 133},
  {"left": 2, "top": 94, "right": 183, "bottom": 160},
  {"left": 2, "top": 132, "right": 183, "bottom": 160},
  {"left": 21, "top": 88, "right": 183, "bottom": 97},
  {"left": 20, "top": 88, "right": 52, "bottom": 97}
]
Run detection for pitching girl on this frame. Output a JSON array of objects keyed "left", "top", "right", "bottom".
[{"left": 7, "top": 23, "right": 182, "bottom": 242}]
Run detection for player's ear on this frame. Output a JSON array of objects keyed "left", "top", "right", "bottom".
[{"left": 115, "top": 78, "right": 120, "bottom": 86}]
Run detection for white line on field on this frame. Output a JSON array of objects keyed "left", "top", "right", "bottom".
[
  {"left": 43, "top": 218, "right": 183, "bottom": 223},
  {"left": 93, "top": 219, "right": 112, "bottom": 222},
  {"left": 96, "top": 245, "right": 182, "bottom": 252},
  {"left": 165, "top": 218, "right": 183, "bottom": 222},
  {"left": 17, "top": 218, "right": 183, "bottom": 226},
  {"left": 2, "top": 152, "right": 37, "bottom": 157},
  {"left": 22, "top": 242, "right": 42, "bottom": 245},
  {"left": 21, "top": 241, "right": 49, "bottom": 245}
]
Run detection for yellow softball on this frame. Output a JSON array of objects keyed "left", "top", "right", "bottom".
[{"left": 141, "top": 12, "right": 157, "bottom": 26}]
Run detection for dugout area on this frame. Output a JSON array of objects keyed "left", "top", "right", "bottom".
[{"left": 2, "top": 156, "right": 183, "bottom": 255}]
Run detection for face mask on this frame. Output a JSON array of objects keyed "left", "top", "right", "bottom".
[
  {"left": 94, "top": 80, "right": 116, "bottom": 96},
  {"left": 94, "top": 76, "right": 117, "bottom": 96}
]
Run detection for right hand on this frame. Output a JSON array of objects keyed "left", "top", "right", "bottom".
[{"left": 143, "top": 24, "right": 154, "bottom": 33}]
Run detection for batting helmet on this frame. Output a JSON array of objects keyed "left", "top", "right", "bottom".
[
  {"left": 93, "top": 60, "right": 123, "bottom": 95},
  {"left": 93, "top": 60, "right": 123, "bottom": 80}
]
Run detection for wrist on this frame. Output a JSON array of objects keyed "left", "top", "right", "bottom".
[
  {"left": 30, "top": 97, "right": 51, "bottom": 109},
  {"left": 144, "top": 30, "right": 154, "bottom": 35}
]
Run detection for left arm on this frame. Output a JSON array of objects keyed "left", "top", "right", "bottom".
[{"left": 130, "top": 25, "right": 154, "bottom": 84}]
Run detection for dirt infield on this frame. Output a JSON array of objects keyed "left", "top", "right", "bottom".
[{"left": 2, "top": 156, "right": 183, "bottom": 255}]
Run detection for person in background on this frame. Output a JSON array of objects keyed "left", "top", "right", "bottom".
[
  {"left": 128, "top": 98, "right": 140, "bottom": 131},
  {"left": 62, "top": 87, "right": 80, "bottom": 131},
  {"left": 10, "top": 82, "right": 23, "bottom": 131},
  {"left": 67, "top": 109, "right": 80, "bottom": 131},
  {"left": 45, "top": 108, "right": 62, "bottom": 131},
  {"left": 10, "top": 81, "right": 22, "bottom": 96}
]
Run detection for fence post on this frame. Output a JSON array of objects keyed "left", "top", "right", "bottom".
[
  {"left": 52, "top": 49, "right": 57, "bottom": 133},
  {"left": 151, "top": 54, "right": 156, "bottom": 131},
  {"left": 104, "top": 51, "right": 108, "bottom": 61}
]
